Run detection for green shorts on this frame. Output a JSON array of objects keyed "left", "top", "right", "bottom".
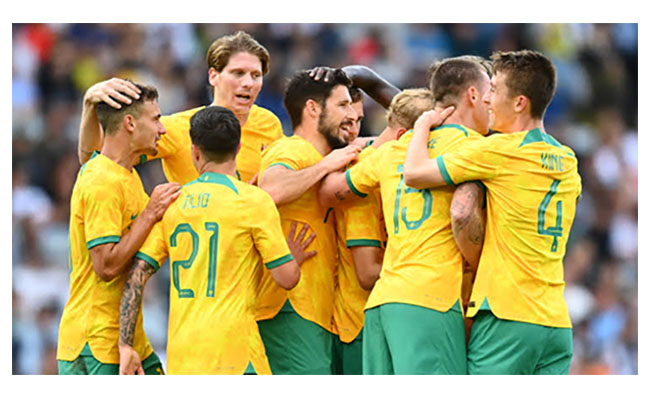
[
  {"left": 57, "top": 343, "right": 164, "bottom": 375},
  {"left": 332, "top": 330, "right": 363, "bottom": 375},
  {"left": 363, "top": 302, "right": 466, "bottom": 375},
  {"left": 467, "top": 310, "right": 573, "bottom": 375},
  {"left": 257, "top": 301, "right": 334, "bottom": 375}
]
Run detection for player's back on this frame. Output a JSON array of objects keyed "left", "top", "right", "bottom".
[
  {"left": 350, "top": 124, "right": 483, "bottom": 313},
  {"left": 462, "top": 128, "right": 582, "bottom": 327},
  {"left": 158, "top": 172, "right": 278, "bottom": 374}
]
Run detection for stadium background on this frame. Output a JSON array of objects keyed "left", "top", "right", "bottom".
[{"left": 11, "top": 23, "right": 638, "bottom": 375}]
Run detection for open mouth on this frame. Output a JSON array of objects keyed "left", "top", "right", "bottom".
[{"left": 235, "top": 94, "right": 252, "bottom": 102}]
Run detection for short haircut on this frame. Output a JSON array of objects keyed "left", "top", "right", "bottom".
[
  {"left": 387, "top": 88, "right": 435, "bottom": 130},
  {"left": 283, "top": 68, "right": 353, "bottom": 130},
  {"left": 96, "top": 81, "right": 158, "bottom": 136},
  {"left": 206, "top": 31, "right": 270, "bottom": 76},
  {"left": 490, "top": 50, "right": 557, "bottom": 119},
  {"left": 189, "top": 106, "right": 241, "bottom": 163},
  {"left": 427, "top": 55, "right": 492, "bottom": 108},
  {"left": 349, "top": 86, "right": 363, "bottom": 103}
]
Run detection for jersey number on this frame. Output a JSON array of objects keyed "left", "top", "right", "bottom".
[
  {"left": 169, "top": 222, "right": 219, "bottom": 298},
  {"left": 393, "top": 165, "right": 433, "bottom": 234},
  {"left": 537, "top": 180, "right": 563, "bottom": 252}
]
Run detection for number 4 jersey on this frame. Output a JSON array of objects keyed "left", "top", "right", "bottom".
[
  {"left": 135, "top": 172, "right": 293, "bottom": 374},
  {"left": 346, "top": 124, "right": 484, "bottom": 314},
  {"left": 436, "top": 128, "right": 582, "bottom": 328}
]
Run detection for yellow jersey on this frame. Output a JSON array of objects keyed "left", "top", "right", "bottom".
[
  {"left": 136, "top": 172, "right": 293, "bottom": 375},
  {"left": 346, "top": 125, "right": 483, "bottom": 313},
  {"left": 142, "top": 104, "right": 283, "bottom": 185},
  {"left": 256, "top": 135, "right": 337, "bottom": 333},
  {"left": 333, "top": 146, "right": 385, "bottom": 343},
  {"left": 57, "top": 152, "right": 153, "bottom": 364},
  {"left": 437, "top": 128, "right": 581, "bottom": 328}
]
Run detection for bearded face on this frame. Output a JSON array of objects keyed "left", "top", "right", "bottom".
[{"left": 317, "top": 104, "right": 353, "bottom": 150}]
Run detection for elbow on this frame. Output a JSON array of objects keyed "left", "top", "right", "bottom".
[
  {"left": 450, "top": 207, "right": 472, "bottom": 232},
  {"left": 403, "top": 171, "right": 427, "bottom": 190},
  {"left": 358, "top": 276, "right": 375, "bottom": 291},
  {"left": 93, "top": 262, "right": 118, "bottom": 282},
  {"left": 281, "top": 267, "right": 300, "bottom": 290}
]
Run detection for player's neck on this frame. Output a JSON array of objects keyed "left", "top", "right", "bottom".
[
  {"left": 211, "top": 99, "right": 250, "bottom": 126},
  {"left": 198, "top": 159, "right": 237, "bottom": 178},
  {"left": 100, "top": 133, "right": 138, "bottom": 172},
  {"left": 504, "top": 115, "right": 545, "bottom": 134},
  {"left": 294, "top": 125, "right": 332, "bottom": 156}
]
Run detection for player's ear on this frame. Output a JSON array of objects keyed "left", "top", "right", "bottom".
[
  {"left": 191, "top": 144, "right": 201, "bottom": 163},
  {"left": 208, "top": 67, "right": 220, "bottom": 87},
  {"left": 468, "top": 86, "right": 478, "bottom": 106},
  {"left": 396, "top": 127, "right": 408, "bottom": 140},
  {"left": 305, "top": 99, "right": 321, "bottom": 118},
  {"left": 123, "top": 114, "right": 136, "bottom": 134},
  {"left": 514, "top": 95, "right": 528, "bottom": 114}
]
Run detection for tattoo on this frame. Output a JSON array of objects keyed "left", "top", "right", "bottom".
[
  {"left": 451, "top": 183, "right": 485, "bottom": 245},
  {"left": 119, "top": 259, "right": 155, "bottom": 346},
  {"left": 335, "top": 187, "right": 351, "bottom": 202}
]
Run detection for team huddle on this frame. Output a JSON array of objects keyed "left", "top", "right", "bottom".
[{"left": 56, "top": 31, "right": 582, "bottom": 375}]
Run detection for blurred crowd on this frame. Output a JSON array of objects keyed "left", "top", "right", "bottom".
[{"left": 11, "top": 23, "right": 638, "bottom": 375}]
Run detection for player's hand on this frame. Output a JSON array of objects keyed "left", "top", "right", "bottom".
[
  {"left": 320, "top": 145, "right": 362, "bottom": 173},
  {"left": 309, "top": 66, "right": 337, "bottom": 83},
  {"left": 350, "top": 136, "right": 372, "bottom": 149},
  {"left": 84, "top": 77, "right": 141, "bottom": 109},
  {"left": 145, "top": 182, "right": 182, "bottom": 221},
  {"left": 119, "top": 344, "right": 144, "bottom": 375},
  {"left": 413, "top": 106, "right": 455, "bottom": 134},
  {"left": 287, "top": 221, "right": 316, "bottom": 266}
]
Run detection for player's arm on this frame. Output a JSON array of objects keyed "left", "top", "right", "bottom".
[
  {"left": 450, "top": 182, "right": 486, "bottom": 271},
  {"left": 310, "top": 65, "right": 401, "bottom": 109},
  {"left": 89, "top": 183, "right": 180, "bottom": 282},
  {"left": 78, "top": 78, "right": 142, "bottom": 164},
  {"left": 350, "top": 246, "right": 382, "bottom": 290},
  {"left": 259, "top": 145, "right": 360, "bottom": 206},
  {"left": 118, "top": 258, "right": 156, "bottom": 375},
  {"left": 403, "top": 107, "right": 456, "bottom": 189}
]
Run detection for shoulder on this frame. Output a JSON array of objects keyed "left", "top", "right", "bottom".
[
  {"left": 246, "top": 105, "right": 282, "bottom": 135},
  {"left": 161, "top": 106, "right": 204, "bottom": 129}
]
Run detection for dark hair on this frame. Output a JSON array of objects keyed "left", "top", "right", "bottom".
[
  {"left": 189, "top": 106, "right": 241, "bottom": 163},
  {"left": 283, "top": 68, "right": 353, "bottom": 130},
  {"left": 349, "top": 86, "right": 363, "bottom": 103},
  {"left": 490, "top": 50, "right": 557, "bottom": 119},
  {"left": 427, "top": 55, "right": 492, "bottom": 107},
  {"left": 96, "top": 81, "right": 158, "bottom": 135},
  {"left": 206, "top": 31, "right": 270, "bottom": 76}
]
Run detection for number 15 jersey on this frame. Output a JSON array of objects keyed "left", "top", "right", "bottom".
[
  {"left": 436, "top": 128, "right": 582, "bottom": 328},
  {"left": 346, "top": 125, "right": 484, "bottom": 314}
]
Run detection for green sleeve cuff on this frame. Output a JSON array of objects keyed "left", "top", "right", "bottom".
[
  {"left": 135, "top": 251, "right": 161, "bottom": 272},
  {"left": 267, "top": 162, "right": 294, "bottom": 171},
  {"left": 347, "top": 239, "right": 382, "bottom": 248},
  {"left": 265, "top": 253, "right": 294, "bottom": 270},
  {"left": 345, "top": 169, "right": 367, "bottom": 198},
  {"left": 87, "top": 235, "right": 120, "bottom": 250},
  {"left": 437, "top": 155, "right": 455, "bottom": 186}
]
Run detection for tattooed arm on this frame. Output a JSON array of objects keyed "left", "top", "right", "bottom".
[
  {"left": 451, "top": 182, "right": 486, "bottom": 270},
  {"left": 118, "top": 258, "right": 156, "bottom": 375}
]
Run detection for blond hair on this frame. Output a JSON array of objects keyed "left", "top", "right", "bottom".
[{"left": 387, "top": 88, "right": 435, "bottom": 129}]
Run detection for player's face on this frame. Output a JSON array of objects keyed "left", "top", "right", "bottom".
[
  {"left": 486, "top": 71, "right": 516, "bottom": 133},
  {"left": 211, "top": 51, "right": 263, "bottom": 117},
  {"left": 133, "top": 100, "right": 165, "bottom": 157},
  {"left": 348, "top": 100, "right": 364, "bottom": 142},
  {"left": 318, "top": 85, "right": 356, "bottom": 150}
]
